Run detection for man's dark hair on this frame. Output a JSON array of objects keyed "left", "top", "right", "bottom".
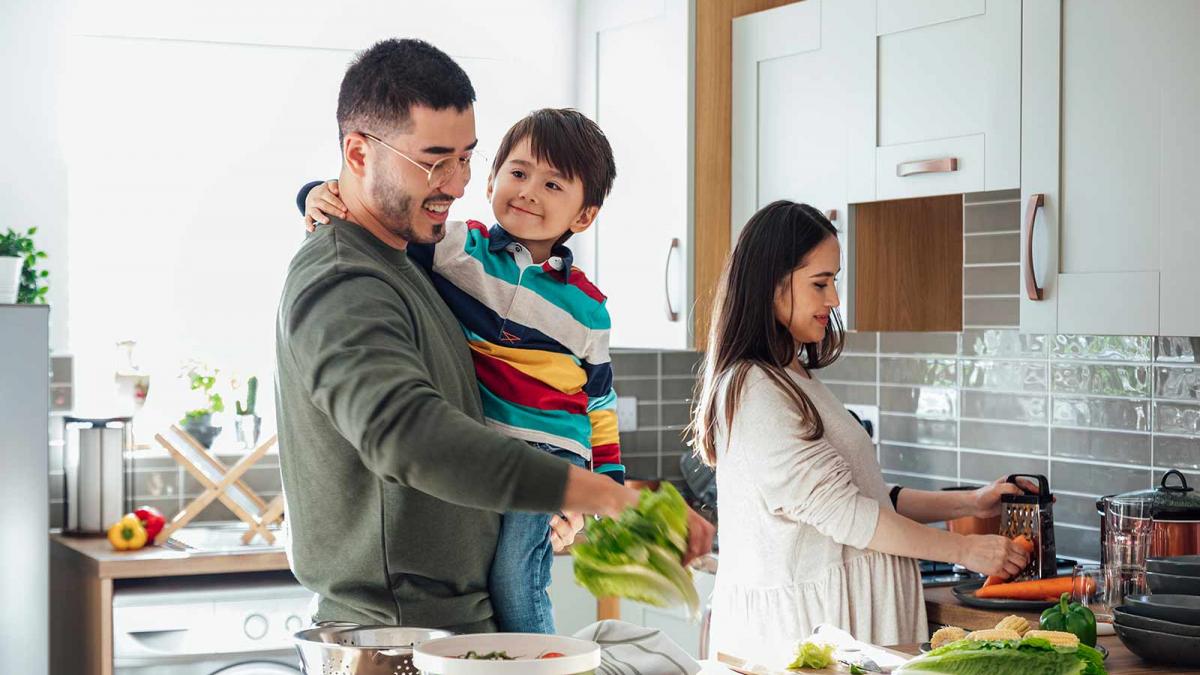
[
  {"left": 337, "top": 39, "right": 475, "bottom": 142},
  {"left": 491, "top": 108, "right": 617, "bottom": 210}
]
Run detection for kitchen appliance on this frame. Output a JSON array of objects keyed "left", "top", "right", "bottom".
[
  {"left": 293, "top": 624, "right": 451, "bottom": 675},
  {"left": 63, "top": 415, "right": 132, "bottom": 533},
  {"left": 112, "top": 571, "right": 311, "bottom": 674},
  {"left": 0, "top": 304, "right": 50, "bottom": 675},
  {"left": 999, "top": 474, "right": 1056, "bottom": 579},
  {"left": 1098, "top": 470, "right": 1200, "bottom": 564}
]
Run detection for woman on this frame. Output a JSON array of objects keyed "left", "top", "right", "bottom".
[{"left": 689, "top": 201, "right": 1031, "bottom": 664}]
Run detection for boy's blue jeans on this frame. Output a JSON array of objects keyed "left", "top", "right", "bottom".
[{"left": 489, "top": 443, "right": 588, "bottom": 634}]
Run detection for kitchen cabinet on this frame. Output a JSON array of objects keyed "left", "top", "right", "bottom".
[
  {"left": 731, "top": 0, "right": 873, "bottom": 323},
  {"left": 576, "top": 0, "right": 693, "bottom": 349},
  {"left": 858, "top": 0, "right": 1021, "bottom": 201},
  {"left": 1020, "top": 0, "right": 1200, "bottom": 336}
]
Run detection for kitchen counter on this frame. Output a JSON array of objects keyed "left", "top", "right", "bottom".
[
  {"left": 921, "top": 585, "right": 1195, "bottom": 673},
  {"left": 50, "top": 533, "right": 292, "bottom": 675}
]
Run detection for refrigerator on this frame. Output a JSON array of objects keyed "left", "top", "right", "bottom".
[{"left": 0, "top": 304, "right": 49, "bottom": 675}]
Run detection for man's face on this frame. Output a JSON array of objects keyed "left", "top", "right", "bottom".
[{"left": 363, "top": 104, "right": 477, "bottom": 245}]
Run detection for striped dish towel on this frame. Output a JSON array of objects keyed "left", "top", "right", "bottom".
[{"left": 574, "top": 620, "right": 702, "bottom": 675}]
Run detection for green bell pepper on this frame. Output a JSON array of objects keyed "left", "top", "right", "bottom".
[{"left": 1039, "top": 592, "right": 1097, "bottom": 647}]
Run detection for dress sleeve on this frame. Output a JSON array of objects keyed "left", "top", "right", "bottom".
[{"left": 723, "top": 368, "right": 880, "bottom": 549}]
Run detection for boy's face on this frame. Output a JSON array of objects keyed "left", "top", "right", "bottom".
[{"left": 487, "top": 137, "right": 597, "bottom": 246}]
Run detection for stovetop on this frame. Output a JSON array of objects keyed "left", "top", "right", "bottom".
[{"left": 919, "top": 557, "right": 1079, "bottom": 588}]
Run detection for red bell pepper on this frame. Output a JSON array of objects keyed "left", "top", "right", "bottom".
[{"left": 133, "top": 505, "right": 166, "bottom": 542}]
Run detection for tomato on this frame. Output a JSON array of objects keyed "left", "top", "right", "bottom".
[{"left": 540, "top": 652, "right": 565, "bottom": 659}]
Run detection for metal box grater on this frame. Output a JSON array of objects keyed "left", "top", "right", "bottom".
[{"left": 1000, "top": 473, "right": 1057, "bottom": 580}]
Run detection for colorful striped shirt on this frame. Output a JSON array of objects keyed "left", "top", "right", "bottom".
[{"left": 407, "top": 220, "right": 623, "bottom": 483}]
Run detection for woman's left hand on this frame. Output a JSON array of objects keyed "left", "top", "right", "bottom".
[{"left": 972, "top": 476, "right": 1042, "bottom": 518}]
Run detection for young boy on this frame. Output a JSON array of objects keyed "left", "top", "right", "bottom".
[{"left": 297, "top": 108, "right": 623, "bottom": 634}]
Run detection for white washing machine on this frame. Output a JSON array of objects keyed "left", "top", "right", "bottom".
[{"left": 112, "top": 572, "right": 314, "bottom": 674}]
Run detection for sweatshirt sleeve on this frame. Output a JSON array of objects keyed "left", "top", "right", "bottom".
[
  {"left": 723, "top": 367, "right": 880, "bottom": 549},
  {"left": 296, "top": 180, "right": 325, "bottom": 215},
  {"left": 282, "top": 272, "right": 569, "bottom": 514}
]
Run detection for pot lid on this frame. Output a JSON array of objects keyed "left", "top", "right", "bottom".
[{"left": 1116, "top": 470, "right": 1200, "bottom": 520}]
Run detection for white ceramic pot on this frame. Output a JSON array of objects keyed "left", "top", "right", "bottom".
[{"left": 0, "top": 256, "right": 21, "bottom": 304}]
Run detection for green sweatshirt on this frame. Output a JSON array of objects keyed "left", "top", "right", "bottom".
[{"left": 275, "top": 218, "right": 571, "bottom": 631}]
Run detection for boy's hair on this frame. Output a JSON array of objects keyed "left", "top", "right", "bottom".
[
  {"left": 491, "top": 109, "right": 617, "bottom": 210},
  {"left": 337, "top": 39, "right": 476, "bottom": 143}
]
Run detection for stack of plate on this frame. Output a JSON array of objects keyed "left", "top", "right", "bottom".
[{"left": 1114, "top": 556, "right": 1200, "bottom": 666}]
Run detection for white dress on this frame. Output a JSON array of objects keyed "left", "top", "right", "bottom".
[{"left": 707, "top": 365, "right": 926, "bottom": 666}]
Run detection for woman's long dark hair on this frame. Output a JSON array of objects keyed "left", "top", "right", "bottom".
[{"left": 687, "top": 200, "right": 844, "bottom": 466}]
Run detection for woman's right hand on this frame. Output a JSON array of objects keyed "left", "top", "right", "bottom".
[
  {"left": 959, "top": 534, "right": 1030, "bottom": 579},
  {"left": 305, "top": 179, "right": 347, "bottom": 231}
]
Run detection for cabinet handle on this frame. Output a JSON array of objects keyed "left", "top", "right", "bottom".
[
  {"left": 896, "top": 157, "right": 958, "bottom": 177},
  {"left": 664, "top": 237, "right": 680, "bottom": 322},
  {"left": 1024, "top": 193, "right": 1046, "bottom": 301}
]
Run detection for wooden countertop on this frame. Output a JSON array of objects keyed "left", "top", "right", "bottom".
[
  {"left": 922, "top": 584, "right": 1196, "bottom": 673},
  {"left": 51, "top": 532, "right": 290, "bottom": 580}
]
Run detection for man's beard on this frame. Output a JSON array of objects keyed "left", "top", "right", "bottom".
[{"left": 370, "top": 173, "right": 446, "bottom": 245}]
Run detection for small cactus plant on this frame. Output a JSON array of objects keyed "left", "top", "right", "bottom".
[{"left": 235, "top": 375, "right": 258, "bottom": 416}]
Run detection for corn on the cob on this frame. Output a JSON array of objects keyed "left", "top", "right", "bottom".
[
  {"left": 930, "top": 626, "right": 967, "bottom": 649},
  {"left": 1024, "top": 630, "right": 1080, "bottom": 647},
  {"left": 964, "top": 628, "right": 1021, "bottom": 642},
  {"left": 994, "top": 615, "right": 1030, "bottom": 636}
]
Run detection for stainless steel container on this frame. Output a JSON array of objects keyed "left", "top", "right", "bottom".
[
  {"left": 62, "top": 416, "right": 131, "bottom": 533},
  {"left": 293, "top": 623, "right": 452, "bottom": 675}
]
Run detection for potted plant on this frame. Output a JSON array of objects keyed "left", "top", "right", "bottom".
[
  {"left": 233, "top": 375, "right": 261, "bottom": 448},
  {"left": 0, "top": 227, "right": 49, "bottom": 304},
  {"left": 180, "top": 361, "right": 224, "bottom": 448}
]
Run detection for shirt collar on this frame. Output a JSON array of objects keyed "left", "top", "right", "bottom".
[{"left": 487, "top": 224, "right": 574, "bottom": 283}]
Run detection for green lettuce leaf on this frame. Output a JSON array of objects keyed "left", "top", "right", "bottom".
[
  {"left": 786, "top": 640, "right": 835, "bottom": 670},
  {"left": 898, "top": 637, "right": 1107, "bottom": 675},
  {"left": 571, "top": 483, "right": 699, "bottom": 615}
]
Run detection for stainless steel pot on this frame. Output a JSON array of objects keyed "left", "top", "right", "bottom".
[
  {"left": 293, "top": 623, "right": 453, "bottom": 675},
  {"left": 1097, "top": 470, "right": 1200, "bottom": 564}
]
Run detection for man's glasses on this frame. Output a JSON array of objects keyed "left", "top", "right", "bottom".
[{"left": 360, "top": 132, "right": 481, "bottom": 189}]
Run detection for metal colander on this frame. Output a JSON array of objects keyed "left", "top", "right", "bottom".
[{"left": 294, "top": 623, "right": 453, "bottom": 675}]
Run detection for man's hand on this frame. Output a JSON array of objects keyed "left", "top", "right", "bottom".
[
  {"left": 549, "top": 511, "right": 585, "bottom": 552},
  {"left": 305, "top": 180, "right": 347, "bottom": 231},
  {"left": 683, "top": 507, "right": 715, "bottom": 565}
]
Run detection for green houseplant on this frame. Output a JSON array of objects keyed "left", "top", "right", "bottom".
[
  {"left": 180, "top": 361, "right": 224, "bottom": 447},
  {"left": 0, "top": 227, "right": 49, "bottom": 304}
]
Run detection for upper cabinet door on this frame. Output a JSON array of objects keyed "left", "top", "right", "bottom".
[
  {"left": 732, "top": 0, "right": 874, "bottom": 323},
  {"left": 1021, "top": 0, "right": 1200, "bottom": 336},
  {"left": 855, "top": 0, "right": 1021, "bottom": 201},
  {"left": 577, "top": 0, "right": 692, "bottom": 350}
]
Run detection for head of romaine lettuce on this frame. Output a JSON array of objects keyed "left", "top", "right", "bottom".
[
  {"left": 896, "top": 636, "right": 1106, "bottom": 675},
  {"left": 571, "top": 483, "right": 699, "bottom": 617}
]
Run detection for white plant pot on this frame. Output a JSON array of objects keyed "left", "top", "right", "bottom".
[{"left": 0, "top": 256, "right": 22, "bottom": 304}]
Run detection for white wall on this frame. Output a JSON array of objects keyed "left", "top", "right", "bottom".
[
  {"left": 62, "top": 1, "right": 579, "bottom": 437},
  {"left": 2, "top": 1, "right": 71, "bottom": 354}
]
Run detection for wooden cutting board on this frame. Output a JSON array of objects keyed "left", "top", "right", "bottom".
[{"left": 717, "top": 646, "right": 915, "bottom": 674}]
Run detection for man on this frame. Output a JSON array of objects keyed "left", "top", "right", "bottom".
[{"left": 275, "top": 38, "right": 713, "bottom": 632}]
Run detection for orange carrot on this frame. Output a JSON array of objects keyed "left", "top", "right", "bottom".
[
  {"left": 981, "top": 535, "right": 1037, "bottom": 588},
  {"left": 974, "top": 575, "right": 1088, "bottom": 600}
]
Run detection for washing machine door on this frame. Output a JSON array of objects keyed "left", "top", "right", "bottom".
[{"left": 210, "top": 662, "right": 301, "bottom": 674}]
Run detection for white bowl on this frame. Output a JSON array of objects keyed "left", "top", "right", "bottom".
[{"left": 413, "top": 633, "right": 601, "bottom": 674}]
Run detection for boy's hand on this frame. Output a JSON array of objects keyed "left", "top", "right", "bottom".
[
  {"left": 305, "top": 179, "right": 347, "bottom": 232},
  {"left": 549, "top": 511, "right": 585, "bottom": 552}
]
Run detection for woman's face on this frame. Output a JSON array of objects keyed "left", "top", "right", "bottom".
[{"left": 773, "top": 234, "right": 841, "bottom": 346}]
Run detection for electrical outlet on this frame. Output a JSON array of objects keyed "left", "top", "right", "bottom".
[
  {"left": 616, "top": 396, "right": 639, "bottom": 432},
  {"left": 844, "top": 403, "right": 879, "bottom": 444}
]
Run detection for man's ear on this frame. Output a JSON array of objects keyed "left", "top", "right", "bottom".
[
  {"left": 343, "top": 133, "right": 370, "bottom": 177},
  {"left": 569, "top": 205, "right": 599, "bottom": 234}
]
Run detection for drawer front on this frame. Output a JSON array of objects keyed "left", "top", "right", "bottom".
[{"left": 876, "top": 133, "right": 985, "bottom": 200}]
